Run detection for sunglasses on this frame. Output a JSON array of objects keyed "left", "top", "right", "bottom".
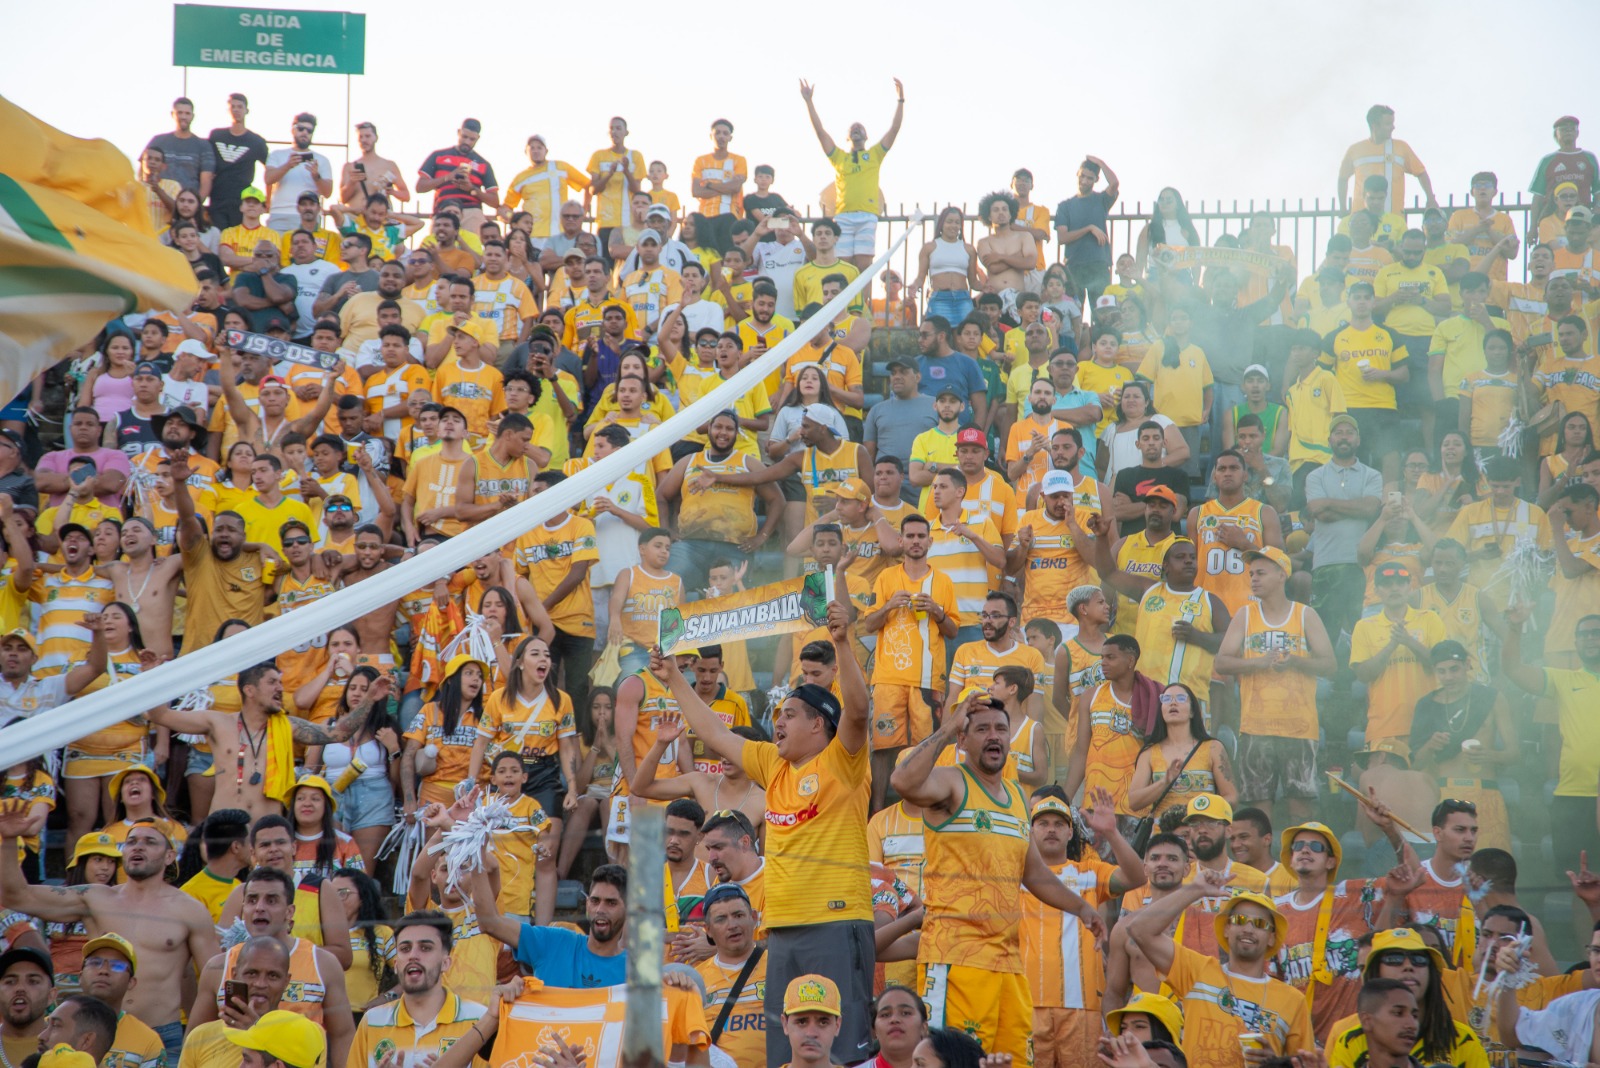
[
  {"left": 281, "top": 536, "right": 312, "bottom": 547},
  {"left": 1227, "top": 914, "right": 1274, "bottom": 931},
  {"left": 1375, "top": 951, "right": 1432, "bottom": 969},
  {"left": 1290, "top": 840, "right": 1330, "bottom": 854},
  {"left": 327, "top": 503, "right": 353, "bottom": 512}
]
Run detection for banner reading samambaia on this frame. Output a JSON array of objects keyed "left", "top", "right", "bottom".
[{"left": 658, "top": 572, "right": 829, "bottom": 653}]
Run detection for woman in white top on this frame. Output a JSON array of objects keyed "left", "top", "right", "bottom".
[
  {"left": 912, "top": 206, "right": 981, "bottom": 325},
  {"left": 307, "top": 665, "right": 401, "bottom": 871},
  {"left": 1096, "top": 379, "right": 1189, "bottom": 487},
  {"left": 1135, "top": 186, "right": 1201, "bottom": 275}
]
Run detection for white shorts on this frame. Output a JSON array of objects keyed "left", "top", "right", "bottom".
[
  {"left": 606, "top": 795, "right": 630, "bottom": 845},
  {"left": 834, "top": 211, "right": 879, "bottom": 258}
]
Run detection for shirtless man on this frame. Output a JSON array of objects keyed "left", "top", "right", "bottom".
[
  {"left": 339, "top": 524, "right": 404, "bottom": 668},
  {"left": 631, "top": 710, "right": 768, "bottom": 834},
  {"left": 0, "top": 802, "right": 218, "bottom": 1062},
  {"left": 103, "top": 518, "right": 184, "bottom": 661},
  {"left": 976, "top": 192, "right": 1037, "bottom": 298},
  {"left": 147, "top": 663, "right": 389, "bottom": 820},
  {"left": 339, "top": 121, "right": 409, "bottom": 204},
  {"left": 216, "top": 348, "right": 338, "bottom": 460}
]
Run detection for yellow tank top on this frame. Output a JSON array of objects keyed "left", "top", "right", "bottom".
[
  {"left": 1146, "top": 742, "right": 1218, "bottom": 813},
  {"left": 617, "top": 672, "right": 684, "bottom": 796},
  {"left": 1239, "top": 601, "right": 1319, "bottom": 740},
  {"left": 220, "top": 938, "right": 324, "bottom": 1022},
  {"left": 800, "top": 441, "right": 864, "bottom": 523},
  {"left": 679, "top": 451, "right": 756, "bottom": 542},
  {"left": 273, "top": 573, "right": 335, "bottom": 696},
  {"left": 1112, "top": 531, "right": 1176, "bottom": 635},
  {"left": 1417, "top": 583, "right": 1485, "bottom": 678},
  {"left": 918, "top": 765, "right": 1031, "bottom": 973},
  {"left": 1084, "top": 682, "right": 1141, "bottom": 815},
  {"left": 1134, "top": 583, "right": 1217, "bottom": 701},
  {"left": 472, "top": 447, "right": 532, "bottom": 502},
  {"left": 621, "top": 565, "right": 680, "bottom": 646},
  {"left": 1194, "top": 498, "right": 1263, "bottom": 614},
  {"left": 1056, "top": 637, "right": 1105, "bottom": 749}
]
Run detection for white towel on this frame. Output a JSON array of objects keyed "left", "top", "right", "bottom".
[{"left": 1516, "top": 987, "right": 1600, "bottom": 1064}]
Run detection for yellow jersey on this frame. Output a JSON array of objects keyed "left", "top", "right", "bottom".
[
  {"left": 29, "top": 564, "right": 114, "bottom": 676},
  {"left": 1167, "top": 945, "right": 1315, "bottom": 1068},
  {"left": 504, "top": 162, "right": 588, "bottom": 239},
  {"left": 1083, "top": 681, "right": 1141, "bottom": 814},
  {"left": 1284, "top": 368, "right": 1348, "bottom": 471},
  {"left": 827, "top": 145, "right": 888, "bottom": 215},
  {"left": 1135, "top": 582, "right": 1217, "bottom": 701},
  {"left": 1237, "top": 601, "right": 1319, "bottom": 740},
  {"left": 927, "top": 511, "right": 1002, "bottom": 618},
  {"left": 586, "top": 148, "right": 646, "bottom": 228},
  {"left": 691, "top": 152, "right": 747, "bottom": 217},
  {"left": 799, "top": 440, "right": 868, "bottom": 523},
  {"left": 1373, "top": 260, "right": 1450, "bottom": 337},
  {"left": 871, "top": 565, "right": 961, "bottom": 691},
  {"left": 617, "top": 671, "right": 684, "bottom": 797},
  {"left": 1077, "top": 361, "right": 1134, "bottom": 434},
  {"left": 1320, "top": 322, "right": 1405, "bottom": 410},
  {"left": 348, "top": 990, "right": 489, "bottom": 1068},
  {"left": 1019, "top": 504, "right": 1099, "bottom": 625},
  {"left": 679, "top": 451, "right": 758, "bottom": 543},
  {"left": 948, "top": 640, "right": 1047, "bottom": 698},
  {"left": 918, "top": 766, "right": 1031, "bottom": 973},
  {"left": 741, "top": 735, "right": 871, "bottom": 926},
  {"left": 695, "top": 951, "right": 766, "bottom": 1068},
  {"left": 1349, "top": 608, "right": 1446, "bottom": 743},
  {"left": 1416, "top": 582, "right": 1486, "bottom": 679},
  {"left": 1111, "top": 530, "right": 1176, "bottom": 636},
  {"left": 1194, "top": 498, "right": 1265, "bottom": 614},
  {"left": 1137, "top": 343, "right": 1215, "bottom": 428},
  {"left": 513, "top": 514, "right": 599, "bottom": 637}
]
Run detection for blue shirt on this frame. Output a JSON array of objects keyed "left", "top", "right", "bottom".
[
  {"left": 916, "top": 352, "right": 986, "bottom": 424},
  {"left": 1053, "top": 389, "right": 1101, "bottom": 465},
  {"left": 514, "top": 923, "right": 627, "bottom": 988}
]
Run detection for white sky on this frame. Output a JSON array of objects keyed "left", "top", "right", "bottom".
[{"left": 5, "top": 0, "right": 1599, "bottom": 246}]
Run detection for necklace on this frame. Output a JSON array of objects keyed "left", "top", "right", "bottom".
[
  {"left": 126, "top": 557, "right": 155, "bottom": 605},
  {"left": 237, "top": 715, "right": 266, "bottom": 786},
  {"left": 712, "top": 775, "right": 753, "bottom": 815}
]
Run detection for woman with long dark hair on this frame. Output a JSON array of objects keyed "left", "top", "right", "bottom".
[
  {"left": 559, "top": 686, "right": 618, "bottom": 878},
  {"left": 101, "top": 764, "right": 188, "bottom": 853},
  {"left": 1327, "top": 928, "right": 1480, "bottom": 1067},
  {"left": 402, "top": 654, "right": 489, "bottom": 809},
  {"left": 80, "top": 332, "right": 139, "bottom": 424},
  {"left": 1413, "top": 430, "right": 1485, "bottom": 533},
  {"left": 911, "top": 1028, "right": 984, "bottom": 1068},
  {"left": 851, "top": 985, "right": 928, "bottom": 1068},
  {"left": 911, "top": 207, "right": 980, "bottom": 325},
  {"left": 163, "top": 188, "right": 222, "bottom": 252},
  {"left": 200, "top": 442, "right": 259, "bottom": 515},
  {"left": 1128, "top": 682, "right": 1237, "bottom": 814},
  {"left": 477, "top": 585, "right": 528, "bottom": 684},
  {"left": 331, "top": 866, "right": 394, "bottom": 1012},
  {"left": 294, "top": 625, "right": 364, "bottom": 724},
  {"left": 1539, "top": 410, "right": 1596, "bottom": 505},
  {"left": 310, "top": 665, "right": 400, "bottom": 872},
  {"left": 283, "top": 776, "right": 363, "bottom": 881},
  {"left": 66, "top": 601, "right": 154, "bottom": 848},
  {"left": 1096, "top": 379, "right": 1189, "bottom": 486},
  {"left": 1136, "top": 186, "right": 1201, "bottom": 275}
]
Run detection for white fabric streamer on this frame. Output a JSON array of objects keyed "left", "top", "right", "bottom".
[
  {"left": 217, "top": 917, "right": 250, "bottom": 950},
  {"left": 0, "top": 219, "right": 923, "bottom": 768},
  {"left": 377, "top": 817, "right": 426, "bottom": 896},
  {"left": 1496, "top": 416, "right": 1525, "bottom": 459},
  {"left": 430, "top": 795, "right": 536, "bottom": 895},
  {"left": 1485, "top": 533, "right": 1553, "bottom": 612}
]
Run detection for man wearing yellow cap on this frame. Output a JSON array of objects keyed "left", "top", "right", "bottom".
[
  {"left": 893, "top": 690, "right": 1106, "bottom": 1063},
  {"left": 225, "top": 1008, "right": 327, "bottom": 1068},
  {"left": 1129, "top": 867, "right": 1313, "bottom": 1068},
  {"left": 780, "top": 975, "right": 843, "bottom": 1068},
  {"left": 1021, "top": 787, "right": 1145, "bottom": 1068},
  {"left": 77, "top": 933, "right": 166, "bottom": 1068},
  {"left": 1273, "top": 821, "right": 1416, "bottom": 1043},
  {"left": 1172, "top": 794, "right": 1267, "bottom": 961}
]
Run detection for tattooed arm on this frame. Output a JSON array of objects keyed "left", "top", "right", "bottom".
[
  {"left": 0, "top": 802, "right": 94, "bottom": 920},
  {"left": 288, "top": 677, "right": 391, "bottom": 745}
]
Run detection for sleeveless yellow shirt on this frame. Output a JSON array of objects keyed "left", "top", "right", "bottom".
[{"left": 918, "top": 765, "right": 1031, "bottom": 973}]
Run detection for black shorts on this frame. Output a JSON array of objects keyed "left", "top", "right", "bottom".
[
  {"left": 1348, "top": 407, "right": 1399, "bottom": 465},
  {"left": 521, "top": 755, "right": 566, "bottom": 815},
  {"left": 1236, "top": 733, "right": 1319, "bottom": 803},
  {"left": 778, "top": 472, "right": 807, "bottom": 502}
]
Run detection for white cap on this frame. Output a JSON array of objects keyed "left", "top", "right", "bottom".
[
  {"left": 1095, "top": 294, "right": 1119, "bottom": 309},
  {"left": 173, "top": 339, "right": 212, "bottom": 362},
  {"left": 637, "top": 230, "right": 661, "bottom": 245},
  {"left": 802, "top": 403, "right": 838, "bottom": 425},
  {"left": 1041, "top": 470, "right": 1075, "bottom": 496},
  {"left": 1243, "top": 363, "right": 1271, "bottom": 380},
  {"left": 527, "top": 133, "right": 548, "bottom": 146}
]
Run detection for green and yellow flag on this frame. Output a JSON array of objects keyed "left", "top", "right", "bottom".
[
  {"left": 0, "top": 96, "right": 196, "bottom": 406},
  {"left": 658, "top": 573, "right": 831, "bottom": 653}
]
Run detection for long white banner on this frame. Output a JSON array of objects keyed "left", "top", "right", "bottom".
[{"left": 0, "top": 218, "right": 922, "bottom": 765}]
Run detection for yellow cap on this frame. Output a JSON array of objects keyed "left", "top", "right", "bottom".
[
  {"left": 39, "top": 1046, "right": 97, "bottom": 1068},
  {"left": 1243, "top": 546, "right": 1292, "bottom": 574},
  {"left": 783, "top": 974, "right": 841, "bottom": 1017},
  {"left": 444, "top": 653, "right": 490, "bottom": 681},
  {"left": 0, "top": 628, "right": 36, "bottom": 654},
  {"left": 1105, "top": 991, "right": 1184, "bottom": 1042},
  {"left": 1358, "top": 738, "right": 1411, "bottom": 767},
  {"left": 280, "top": 774, "right": 337, "bottom": 813},
  {"left": 1213, "top": 892, "right": 1288, "bottom": 955},
  {"left": 225, "top": 1009, "right": 327, "bottom": 1068},
  {"left": 1030, "top": 796, "right": 1073, "bottom": 822},
  {"left": 108, "top": 765, "right": 166, "bottom": 805},
  {"left": 1181, "top": 793, "right": 1232, "bottom": 824},
  {"left": 1365, "top": 928, "right": 1446, "bottom": 976},
  {"left": 68, "top": 832, "right": 122, "bottom": 867},
  {"left": 833, "top": 477, "right": 870, "bottom": 502},
  {"left": 1279, "top": 821, "right": 1343, "bottom": 872},
  {"left": 82, "top": 932, "right": 137, "bottom": 974}
]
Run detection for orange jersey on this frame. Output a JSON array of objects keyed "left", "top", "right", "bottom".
[
  {"left": 1020, "top": 854, "right": 1117, "bottom": 1009},
  {"left": 871, "top": 565, "right": 961, "bottom": 691},
  {"left": 1167, "top": 945, "right": 1315, "bottom": 1068},
  {"left": 1193, "top": 498, "right": 1265, "bottom": 613},
  {"left": 1082, "top": 681, "right": 1141, "bottom": 814},
  {"left": 1019, "top": 498, "right": 1101, "bottom": 623},
  {"left": 619, "top": 565, "right": 683, "bottom": 648},
  {"left": 1274, "top": 881, "right": 1382, "bottom": 1042},
  {"left": 1237, "top": 602, "right": 1319, "bottom": 740},
  {"left": 918, "top": 767, "right": 1031, "bottom": 973}
]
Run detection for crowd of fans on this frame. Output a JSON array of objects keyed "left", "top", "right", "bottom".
[{"left": 1, "top": 88, "right": 1599, "bottom": 1068}]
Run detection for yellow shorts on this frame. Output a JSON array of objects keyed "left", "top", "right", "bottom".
[
  {"left": 62, "top": 743, "right": 147, "bottom": 780},
  {"left": 1032, "top": 1007, "right": 1100, "bottom": 1068},
  {"left": 418, "top": 780, "right": 458, "bottom": 807},
  {"left": 871, "top": 684, "right": 936, "bottom": 751},
  {"left": 920, "top": 962, "right": 1033, "bottom": 1065}
]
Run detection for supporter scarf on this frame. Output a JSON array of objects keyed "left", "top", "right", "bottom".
[
  {"left": 225, "top": 329, "right": 343, "bottom": 371},
  {"left": 408, "top": 599, "right": 464, "bottom": 700},
  {"left": 1305, "top": 884, "right": 1338, "bottom": 1011}
]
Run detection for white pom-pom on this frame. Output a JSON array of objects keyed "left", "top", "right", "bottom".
[{"left": 429, "top": 795, "right": 538, "bottom": 895}]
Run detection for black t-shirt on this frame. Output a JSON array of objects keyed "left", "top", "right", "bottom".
[
  {"left": 742, "top": 192, "right": 790, "bottom": 222},
  {"left": 1112, "top": 464, "right": 1188, "bottom": 536},
  {"left": 419, "top": 147, "right": 498, "bottom": 212},
  {"left": 230, "top": 271, "right": 296, "bottom": 331},
  {"left": 115, "top": 410, "right": 159, "bottom": 460},
  {"left": 0, "top": 470, "right": 38, "bottom": 512},
  {"left": 206, "top": 126, "right": 269, "bottom": 204},
  {"left": 1408, "top": 683, "right": 1497, "bottom": 758}
]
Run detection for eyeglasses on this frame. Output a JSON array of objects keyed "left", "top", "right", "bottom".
[
  {"left": 1578, "top": 629, "right": 1600, "bottom": 640},
  {"left": 1159, "top": 693, "right": 1189, "bottom": 704},
  {"left": 1374, "top": 951, "right": 1432, "bottom": 969},
  {"left": 83, "top": 956, "right": 131, "bottom": 973},
  {"left": 281, "top": 536, "right": 311, "bottom": 547},
  {"left": 1227, "top": 914, "right": 1274, "bottom": 931},
  {"left": 1290, "top": 840, "right": 1330, "bottom": 854}
]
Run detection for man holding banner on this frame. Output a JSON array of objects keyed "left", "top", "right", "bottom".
[{"left": 653, "top": 589, "right": 874, "bottom": 1067}]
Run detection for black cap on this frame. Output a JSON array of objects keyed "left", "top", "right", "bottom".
[
  {"left": 59, "top": 522, "right": 94, "bottom": 542},
  {"left": 0, "top": 428, "right": 21, "bottom": 451},
  {"left": 885, "top": 357, "right": 917, "bottom": 373},
  {"left": 790, "top": 683, "right": 842, "bottom": 730},
  {"left": 1430, "top": 640, "right": 1470, "bottom": 666},
  {"left": 293, "top": 112, "right": 317, "bottom": 128},
  {"left": 0, "top": 946, "right": 52, "bottom": 979},
  {"left": 152, "top": 407, "right": 208, "bottom": 451},
  {"left": 935, "top": 385, "right": 963, "bottom": 400}
]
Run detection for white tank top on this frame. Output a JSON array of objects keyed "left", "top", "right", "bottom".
[{"left": 929, "top": 237, "right": 970, "bottom": 276}]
